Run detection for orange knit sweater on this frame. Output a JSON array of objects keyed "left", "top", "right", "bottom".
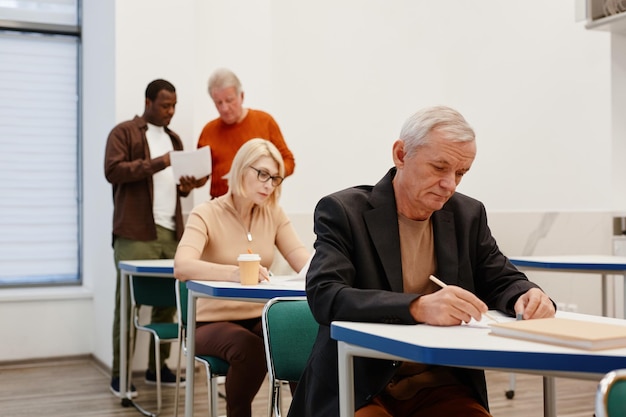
[{"left": 197, "top": 109, "right": 295, "bottom": 198}]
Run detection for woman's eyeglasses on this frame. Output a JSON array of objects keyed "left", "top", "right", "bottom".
[{"left": 249, "top": 166, "right": 284, "bottom": 187}]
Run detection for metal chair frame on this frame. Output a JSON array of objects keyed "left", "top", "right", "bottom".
[
  {"left": 128, "top": 275, "right": 180, "bottom": 417},
  {"left": 174, "top": 279, "right": 229, "bottom": 417},
  {"left": 262, "top": 296, "right": 318, "bottom": 417},
  {"left": 596, "top": 368, "right": 626, "bottom": 417}
]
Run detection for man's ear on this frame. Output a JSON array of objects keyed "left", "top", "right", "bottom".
[{"left": 392, "top": 140, "right": 405, "bottom": 167}]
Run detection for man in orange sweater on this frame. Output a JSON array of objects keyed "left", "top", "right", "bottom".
[{"left": 197, "top": 68, "right": 296, "bottom": 198}]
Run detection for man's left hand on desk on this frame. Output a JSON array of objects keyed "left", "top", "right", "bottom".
[{"left": 514, "top": 288, "right": 556, "bottom": 320}]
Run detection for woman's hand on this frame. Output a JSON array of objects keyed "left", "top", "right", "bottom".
[{"left": 259, "top": 266, "right": 271, "bottom": 282}]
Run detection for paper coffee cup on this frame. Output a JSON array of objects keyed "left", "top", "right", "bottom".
[{"left": 237, "top": 253, "right": 261, "bottom": 285}]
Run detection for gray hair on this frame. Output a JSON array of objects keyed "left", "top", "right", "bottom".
[
  {"left": 400, "top": 106, "right": 475, "bottom": 158},
  {"left": 208, "top": 68, "right": 242, "bottom": 97}
]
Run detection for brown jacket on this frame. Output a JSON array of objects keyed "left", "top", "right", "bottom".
[{"left": 104, "top": 116, "right": 188, "bottom": 244}]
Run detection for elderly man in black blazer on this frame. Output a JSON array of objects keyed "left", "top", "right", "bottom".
[{"left": 288, "top": 106, "right": 555, "bottom": 417}]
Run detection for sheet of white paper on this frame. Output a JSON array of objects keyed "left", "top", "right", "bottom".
[
  {"left": 463, "top": 316, "right": 494, "bottom": 329},
  {"left": 170, "top": 146, "right": 211, "bottom": 184},
  {"left": 462, "top": 311, "right": 515, "bottom": 328}
]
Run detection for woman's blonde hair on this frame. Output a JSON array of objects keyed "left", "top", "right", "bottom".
[{"left": 225, "top": 138, "right": 285, "bottom": 205}]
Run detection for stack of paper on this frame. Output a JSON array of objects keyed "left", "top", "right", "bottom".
[
  {"left": 490, "top": 317, "right": 626, "bottom": 350},
  {"left": 170, "top": 146, "right": 211, "bottom": 183}
]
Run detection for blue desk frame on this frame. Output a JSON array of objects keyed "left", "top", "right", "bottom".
[
  {"left": 184, "top": 278, "right": 305, "bottom": 417},
  {"left": 331, "top": 311, "right": 626, "bottom": 417},
  {"left": 118, "top": 259, "right": 306, "bottom": 417},
  {"left": 118, "top": 259, "right": 177, "bottom": 413}
]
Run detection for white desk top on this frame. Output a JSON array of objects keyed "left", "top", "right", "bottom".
[
  {"left": 117, "top": 259, "right": 306, "bottom": 299},
  {"left": 118, "top": 259, "right": 174, "bottom": 273},
  {"left": 331, "top": 311, "right": 626, "bottom": 378},
  {"left": 187, "top": 276, "right": 305, "bottom": 301}
]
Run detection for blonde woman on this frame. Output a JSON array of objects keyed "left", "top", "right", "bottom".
[{"left": 175, "top": 138, "right": 310, "bottom": 417}]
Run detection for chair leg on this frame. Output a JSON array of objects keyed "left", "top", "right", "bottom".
[
  {"left": 267, "top": 377, "right": 281, "bottom": 417},
  {"left": 127, "top": 326, "right": 161, "bottom": 417},
  {"left": 133, "top": 334, "right": 164, "bottom": 417},
  {"left": 173, "top": 333, "right": 183, "bottom": 417},
  {"left": 154, "top": 338, "right": 162, "bottom": 416},
  {"left": 277, "top": 381, "right": 284, "bottom": 417},
  {"left": 266, "top": 378, "right": 273, "bottom": 417},
  {"left": 205, "top": 362, "right": 219, "bottom": 417}
]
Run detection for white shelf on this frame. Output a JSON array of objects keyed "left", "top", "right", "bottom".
[
  {"left": 586, "top": 12, "right": 626, "bottom": 34},
  {"left": 586, "top": 0, "right": 626, "bottom": 34}
]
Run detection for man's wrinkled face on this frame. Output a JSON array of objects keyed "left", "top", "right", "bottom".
[
  {"left": 393, "top": 129, "right": 476, "bottom": 220},
  {"left": 211, "top": 86, "right": 244, "bottom": 125}
]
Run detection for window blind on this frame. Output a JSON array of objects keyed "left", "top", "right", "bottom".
[
  {"left": 0, "top": 30, "right": 79, "bottom": 286},
  {"left": 0, "top": 0, "right": 78, "bottom": 26}
]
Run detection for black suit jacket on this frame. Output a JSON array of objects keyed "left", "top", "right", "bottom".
[{"left": 288, "top": 168, "right": 541, "bottom": 417}]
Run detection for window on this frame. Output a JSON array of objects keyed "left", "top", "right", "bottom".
[{"left": 0, "top": 0, "right": 80, "bottom": 287}]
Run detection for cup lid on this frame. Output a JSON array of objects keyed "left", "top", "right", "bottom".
[{"left": 237, "top": 253, "right": 261, "bottom": 261}]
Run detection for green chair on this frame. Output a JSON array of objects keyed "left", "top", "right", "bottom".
[
  {"left": 262, "top": 297, "right": 318, "bottom": 417},
  {"left": 596, "top": 369, "right": 626, "bottom": 417},
  {"left": 174, "top": 280, "right": 229, "bottom": 417},
  {"left": 128, "top": 275, "right": 180, "bottom": 416}
]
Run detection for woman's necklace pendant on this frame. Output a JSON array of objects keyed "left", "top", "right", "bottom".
[{"left": 247, "top": 232, "right": 252, "bottom": 242}]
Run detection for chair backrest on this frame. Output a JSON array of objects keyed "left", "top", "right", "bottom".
[
  {"left": 596, "top": 369, "right": 626, "bottom": 417},
  {"left": 130, "top": 275, "right": 177, "bottom": 308},
  {"left": 262, "top": 297, "right": 318, "bottom": 382},
  {"left": 175, "top": 279, "right": 189, "bottom": 326}
]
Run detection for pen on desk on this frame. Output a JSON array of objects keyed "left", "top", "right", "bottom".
[{"left": 428, "top": 275, "right": 499, "bottom": 323}]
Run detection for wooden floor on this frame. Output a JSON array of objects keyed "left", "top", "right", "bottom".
[{"left": 0, "top": 356, "right": 599, "bottom": 416}]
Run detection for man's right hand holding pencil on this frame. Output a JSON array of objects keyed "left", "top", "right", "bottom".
[{"left": 409, "top": 275, "right": 490, "bottom": 326}]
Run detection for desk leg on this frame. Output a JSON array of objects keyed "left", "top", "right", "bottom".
[
  {"left": 542, "top": 376, "right": 556, "bottom": 417},
  {"left": 184, "top": 290, "right": 197, "bottom": 417},
  {"left": 119, "top": 270, "right": 129, "bottom": 403},
  {"left": 623, "top": 272, "right": 626, "bottom": 319},
  {"left": 337, "top": 341, "right": 355, "bottom": 417},
  {"left": 602, "top": 273, "right": 609, "bottom": 317}
]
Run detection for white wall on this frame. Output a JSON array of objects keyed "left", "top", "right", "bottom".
[
  {"left": 82, "top": 0, "right": 116, "bottom": 369},
  {"left": 0, "top": 0, "right": 619, "bottom": 365}
]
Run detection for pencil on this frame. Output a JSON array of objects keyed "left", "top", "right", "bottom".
[{"left": 428, "top": 275, "right": 498, "bottom": 323}]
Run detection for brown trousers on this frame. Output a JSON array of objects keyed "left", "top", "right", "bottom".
[
  {"left": 355, "top": 384, "right": 492, "bottom": 417},
  {"left": 195, "top": 317, "right": 266, "bottom": 417}
]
